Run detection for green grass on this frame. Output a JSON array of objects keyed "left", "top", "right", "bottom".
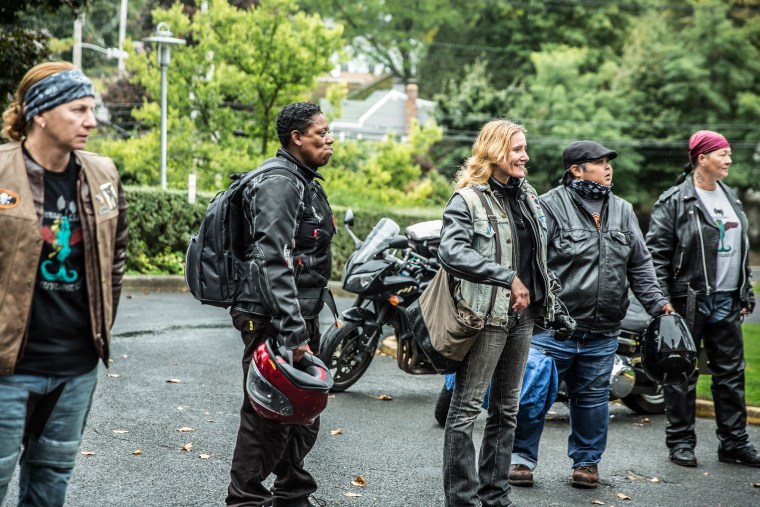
[{"left": 696, "top": 323, "right": 760, "bottom": 407}]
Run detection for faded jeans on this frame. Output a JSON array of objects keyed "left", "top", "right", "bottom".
[
  {"left": 512, "top": 330, "right": 618, "bottom": 470},
  {"left": 0, "top": 366, "right": 98, "bottom": 507},
  {"left": 443, "top": 314, "right": 534, "bottom": 507}
]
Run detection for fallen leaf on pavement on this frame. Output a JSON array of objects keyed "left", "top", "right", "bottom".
[
  {"left": 132, "top": 450, "right": 142, "bottom": 455},
  {"left": 177, "top": 406, "right": 184, "bottom": 411},
  {"left": 167, "top": 378, "right": 181, "bottom": 383},
  {"left": 591, "top": 501, "right": 605, "bottom": 505},
  {"left": 752, "top": 482, "right": 760, "bottom": 488},
  {"left": 199, "top": 454, "right": 211, "bottom": 459},
  {"left": 703, "top": 472, "right": 710, "bottom": 476},
  {"left": 649, "top": 477, "right": 661, "bottom": 483},
  {"left": 113, "top": 429, "right": 129, "bottom": 434},
  {"left": 180, "top": 442, "right": 193, "bottom": 451},
  {"left": 121, "top": 354, "right": 128, "bottom": 359},
  {"left": 81, "top": 451, "right": 96, "bottom": 457},
  {"left": 330, "top": 428, "right": 343, "bottom": 436},
  {"left": 177, "top": 427, "right": 194, "bottom": 432},
  {"left": 370, "top": 394, "right": 393, "bottom": 401},
  {"left": 351, "top": 476, "right": 366, "bottom": 487},
  {"left": 329, "top": 394, "right": 336, "bottom": 399},
  {"left": 615, "top": 492, "right": 631, "bottom": 500},
  {"left": 107, "top": 373, "right": 120, "bottom": 378},
  {"left": 344, "top": 492, "right": 362, "bottom": 497}
]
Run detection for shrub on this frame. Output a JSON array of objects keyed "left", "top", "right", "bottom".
[{"left": 124, "top": 186, "right": 444, "bottom": 280}]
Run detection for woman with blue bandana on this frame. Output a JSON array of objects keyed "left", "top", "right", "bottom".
[{"left": 0, "top": 61, "right": 128, "bottom": 506}]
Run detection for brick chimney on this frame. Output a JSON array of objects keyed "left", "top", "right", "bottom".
[{"left": 405, "top": 80, "right": 419, "bottom": 135}]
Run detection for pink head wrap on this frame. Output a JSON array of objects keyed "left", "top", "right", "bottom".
[{"left": 688, "top": 130, "right": 730, "bottom": 162}]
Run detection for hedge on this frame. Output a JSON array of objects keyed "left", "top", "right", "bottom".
[{"left": 125, "top": 186, "right": 443, "bottom": 280}]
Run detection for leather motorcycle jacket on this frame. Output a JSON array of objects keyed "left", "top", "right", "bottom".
[
  {"left": 646, "top": 173, "right": 755, "bottom": 311},
  {"left": 231, "top": 148, "right": 335, "bottom": 350},
  {"left": 541, "top": 185, "right": 667, "bottom": 334}
]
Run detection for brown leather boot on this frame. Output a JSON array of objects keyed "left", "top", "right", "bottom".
[
  {"left": 571, "top": 465, "right": 599, "bottom": 488},
  {"left": 508, "top": 464, "right": 534, "bottom": 487}
]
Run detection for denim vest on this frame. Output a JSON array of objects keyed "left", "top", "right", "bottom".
[{"left": 456, "top": 183, "right": 555, "bottom": 327}]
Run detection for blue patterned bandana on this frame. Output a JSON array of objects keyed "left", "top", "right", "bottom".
[{"left": 23, "top": 69, "right": 95, "bottom": 122}]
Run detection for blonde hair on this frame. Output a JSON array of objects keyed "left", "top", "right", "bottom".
[
  {"left": 2, "top": 61, "right": 76, "bottom": 141},
  {"left": 454, "top": 119, "right": 527, "bottom": 189}
]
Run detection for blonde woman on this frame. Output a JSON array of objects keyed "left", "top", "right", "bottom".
[
  {"left": 437, "top": 120, "right": 557, "bottom": 506},
  {"left": 0, "top": 62, "right": 128, "bottom": 506}
]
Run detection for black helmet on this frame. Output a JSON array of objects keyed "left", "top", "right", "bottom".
[{"left": 641, "top": 313, "right": 697, "bottom": 385}]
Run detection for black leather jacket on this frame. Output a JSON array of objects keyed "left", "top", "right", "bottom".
[
  {"left": 646, "top": 174, "right": 755, "bottom": 311},
  {"left": 232, "top": 148, "right": 335, "bottom": 349}
]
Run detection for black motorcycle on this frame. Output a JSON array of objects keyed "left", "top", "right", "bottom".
[
  {"left": 433, "top": 294, "right": 666, "bottom": 426},
  {"left": 319, "top": 210, "right": 441, "bottom": 391}
]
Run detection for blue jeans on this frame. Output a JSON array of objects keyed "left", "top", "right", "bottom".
[
  {"left": 443, "top": 314, "right": 534, "bottom": 507},
  {"left": 513, "top": 330, "right": 618, "bottom": 470},
  {"left": 0, "top": 366, "right": 98, "bottom": 507}
]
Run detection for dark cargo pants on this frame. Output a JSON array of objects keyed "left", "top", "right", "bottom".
[{"left": 226, "top": 314, "right": 321, "bottom": 507}]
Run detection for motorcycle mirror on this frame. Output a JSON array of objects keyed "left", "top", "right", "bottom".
[
  {"left": 389, "top": 235, "right": 409, "bottom": 249},
  {"left": 344, "top": 209, "right": 355, "bottom": 227}
]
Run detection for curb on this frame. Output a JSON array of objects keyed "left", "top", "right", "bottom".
[
  {"left": 123, "top": 275, "right": 353, "bottom": 297},
  {"left": 378, "top": 336, "right": 760, "bottom": 426}
]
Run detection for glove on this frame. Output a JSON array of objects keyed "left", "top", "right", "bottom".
[
  {"left": 549, "top": 296, "right": 576, "bottom": 341},
  {"left": 551, "top": 314, "right": 576, "bottom": 342}
]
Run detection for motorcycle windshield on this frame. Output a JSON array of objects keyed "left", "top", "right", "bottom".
[{"left": 350, "top": 218, "right": 401, "bottom": 266}]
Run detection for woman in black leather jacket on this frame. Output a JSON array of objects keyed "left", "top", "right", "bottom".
[
  {"left": 437, "top": 120, "right": 555, "bottom": 507},
  {"left": 646, "top": 129, "right": 759, "bottom": 468}
]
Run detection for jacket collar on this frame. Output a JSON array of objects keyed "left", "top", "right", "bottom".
[{"left": 276, "top": 147, "right": 323, "bottom": 181}]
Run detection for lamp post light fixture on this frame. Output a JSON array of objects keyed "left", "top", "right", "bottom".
[{"left": 143, "top": 22, "right": 185, "bottom": 190}]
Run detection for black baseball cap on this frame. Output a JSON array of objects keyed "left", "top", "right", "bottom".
[{"left": 562, "top": 141, "right": 617, "bottom": 170}]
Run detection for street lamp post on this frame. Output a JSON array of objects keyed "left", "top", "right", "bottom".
[{"left": 143, "top": 22, "right": 185, "bottom": 190}]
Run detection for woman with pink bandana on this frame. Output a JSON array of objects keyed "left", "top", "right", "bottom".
[{"left": 646, "top": 130, "right": 759, "bottom": 468}]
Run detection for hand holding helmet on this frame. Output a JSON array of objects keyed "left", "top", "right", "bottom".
[{"left": 246, "top": 338, "right": 333, "bottom": 425}]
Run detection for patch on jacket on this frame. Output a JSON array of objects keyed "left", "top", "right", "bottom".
[
  {"left": 0, "top": 188, "right": 20, "bottom": 209},
  {"left": 95, "top": 181, "right": 119, "bottom": 215}
]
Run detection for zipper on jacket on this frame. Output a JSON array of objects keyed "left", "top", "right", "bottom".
[{"left": 694, "top": 208, "right": 711, "bottom": 295}]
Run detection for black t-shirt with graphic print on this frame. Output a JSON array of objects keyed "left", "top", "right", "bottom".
[{"left": 17, "top": 153, "right": 98, "bottom": 376}]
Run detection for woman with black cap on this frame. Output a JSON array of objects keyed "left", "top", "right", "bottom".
[
  {"left": 647, "top": 130, "right": 759, "bottom": 468},
  {"left": 0, "top": 61, "right": 128, "bottom": 505}
]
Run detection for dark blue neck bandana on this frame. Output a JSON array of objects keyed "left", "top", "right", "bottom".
[
  {"left": 23, "top": 69, "right": 95, "bottom": 122},
  {"left": 568, "top": 179, "right": 612, "bottom": 200}
]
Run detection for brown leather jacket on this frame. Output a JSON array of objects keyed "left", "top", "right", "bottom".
[{"left": 0, "top": 142, "right": 128, "bottom": 375}]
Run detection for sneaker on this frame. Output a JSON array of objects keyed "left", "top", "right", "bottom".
[
  {"left": 718, "top": 448, "right": 760, "bottom": 467},
  {"left": 571, "top": 465, "right": 599, "bottom": 489},
  {"left": 508, "top": 464, "right": 534, "bottom": 487},
  {"left": 670, "top": 448, "right": 697, "bottom": 467}
]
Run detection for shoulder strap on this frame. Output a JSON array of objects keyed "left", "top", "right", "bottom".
[{"left": 469, "top": 186, "right": 501, "bottom": 316}]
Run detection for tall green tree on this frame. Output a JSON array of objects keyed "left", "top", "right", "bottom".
[
  {"left": 93, "top": 0, "right": 343, "bottom": 189},
  {"left": 302, "top": 0, "right": 457, "bottom": 84}
]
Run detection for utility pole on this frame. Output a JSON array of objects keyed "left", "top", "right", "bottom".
[
  {"left": 118, "top": 0, "right": 128, "bottom": 76},
  {"left": 73, "top": 15, "right": 83, "bottom": 69}
]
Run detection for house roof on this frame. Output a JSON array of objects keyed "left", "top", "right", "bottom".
[{"left": 321, "top": 87, "right": 435, "bottom": 139}]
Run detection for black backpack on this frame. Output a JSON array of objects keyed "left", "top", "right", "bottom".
[{"left": 184, "top": 158, "right": 307, "bottom": 307}]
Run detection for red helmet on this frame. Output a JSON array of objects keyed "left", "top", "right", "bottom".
[{"left": 246, "top": 339, "right": 333, "bottom": 424}]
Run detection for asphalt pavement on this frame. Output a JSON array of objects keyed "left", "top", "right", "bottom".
[{"left": 3, "top": 290, "right": 760, "bottom": 507}]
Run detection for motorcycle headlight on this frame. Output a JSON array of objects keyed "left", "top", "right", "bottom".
[{"left": 344, "top": 272, "right": 375, "bottom": 293}]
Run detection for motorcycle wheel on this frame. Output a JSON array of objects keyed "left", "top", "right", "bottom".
[
  {"left": 319, "top": 320, "right": 377, "bottom": 392},
  {"left": 621, "top": 392, "right": 665, "bottom": 414},
  {"left": 434, "top": 385, "right": 453, "bottom": 427}
]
